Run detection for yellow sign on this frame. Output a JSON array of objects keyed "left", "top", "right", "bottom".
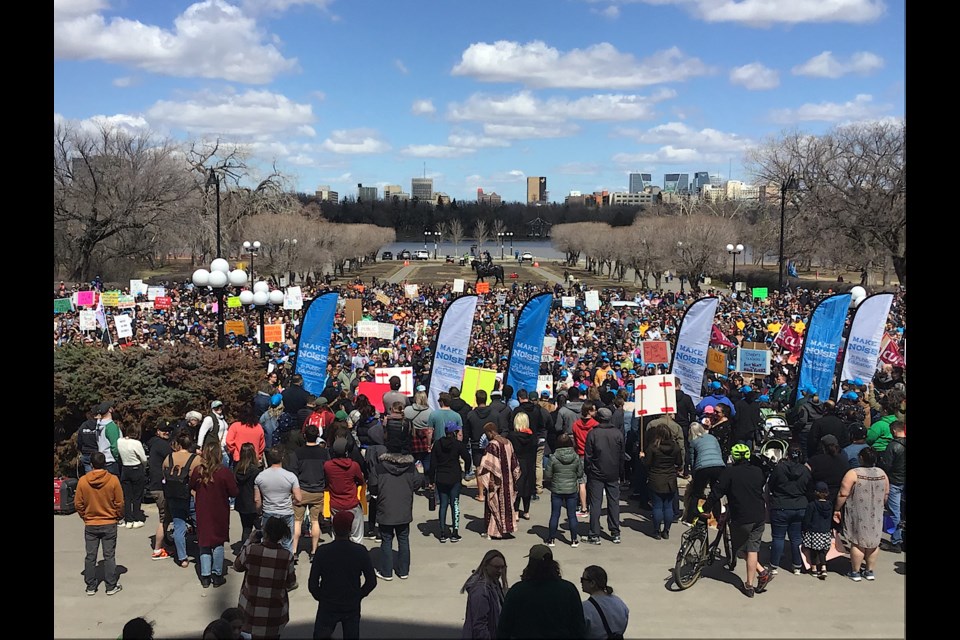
[
  {"left": 460, "top": 366, "right": 499, "bottom": 407},
  {"left": 706, "top": 348, "right": 727, "bottom": 375},
  {"left": 227, "top": 296, "right": 242, "bottom": 308},
  {"left": 101, "top": 291, "right": 120, "bottom": 307}
]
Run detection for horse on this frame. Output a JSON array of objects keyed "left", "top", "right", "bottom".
[{"left": 471, "top": 259, "right": 505, "bottom": 286}]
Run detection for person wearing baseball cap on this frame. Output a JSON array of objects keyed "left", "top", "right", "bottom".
[
  {"left": 496, "top": 545, "right": 585, "bottom": 638},
  {"left": 94, "top": 401, "right": 122, "bottom": 477},
  {"left": 308, "top": 509, "right": 378, "bottom": 638}
]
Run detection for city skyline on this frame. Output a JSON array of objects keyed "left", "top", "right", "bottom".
[{"left": 54, "top": 0, "right": 905, "bottom": 203}]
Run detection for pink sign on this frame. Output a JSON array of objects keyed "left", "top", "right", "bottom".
[
  {"left": 76, "top": 291, "right": 95, "bottom": 307},
  {"left": 356, "top": 381, "right": 392, "bottom": 414},
  {"left": 154, "top": 296, "right": 172, "bottom": 310}
]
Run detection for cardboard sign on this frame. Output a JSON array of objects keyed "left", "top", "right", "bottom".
[
  {"left": 541, "top": 336, "right": 557, "bottom": 362},
  {"left": 78, "top": 309, "right": 97, "bottom": 331},
  {"left": 562, "top": 296, "right": 575, "bottom": 308},
  {"left": 453, "top": 279, "right": 465, "bottom": 293},
  {"left": 101, "top": 291, "right": 120, "bottom": 307},
  {"left": 226, "top": 296, "right": 242, "bottom": 308},
  {"left": 496, "top": 293, "right": 507, "bottom": 306},
  {"left": 536, "top": 375, "right": 554, "bottom": 398},
  {"left": 154, "top": 296, "right": 172, "bottom": 310},
  {"left": 377, "top": 322, "right": 395, "bottom": 340},
  {"left": 147, "top": 286, "right": 165, "bottom": 301},
  {"left": 374, "top": 291, "right": 391, "bottom": 306},
  {"left": 224, "top": 319, "right": 247, "bottom": 336},
  {"left": 476, "top": 282, "right": 490, "bottom": 294},
  {"left": 585, "top": 290, "right": 600, "bottom": 311},
  {"left": 356, "top": 381, "right": 392, "bottom": 414},
  {"left": 641, "top": 340, "right": 671, "bottom": 365},
  {"left": 356, "top": 320, "right": 379, "bottom": 338},
  {"left": 114, "top": 314, "right": 133, "bottom": 339},
  {"left": 282, "top": 286, "right": 303, "bottom": 310},
  {"left": 706, "top": 348, "right": 727, "bottom": 374},
  {"left": 405, "top": 284, "right": 419, "bottom": 298},
  {"left": 753, "top": 287, "right": 768, "bottom": 299},
  {"left": 263, "top": 324, "right": 284, "bottom": 344},
  {"left": 76, "top": 291, "right": 95, "bottom": 307},
  {"left": 137, "top": 301, "right": 154, "bottom": 310},
  {"left": 633, "top": 374, "right": 677, "bottom": 417},
  {"left": 374, "top": 367, "right": 415, "bottom": 396},
  {"left": 129, "top": 279, "right": 147, "bottom": 296},
  {"left": 117, "top": 294, "right": 136, "bottom": 309},
  {"left": 460, "top": 366, "right": 499, "bottom": 407},
  {"left": 736, "top": 347, "right": 770, "bottom": 375},
  {"left": 344, "top": 299, "right": 363, "bottom": 325},
  {"left": 54, "top": 298, "right": 73, "bottom": 314}
]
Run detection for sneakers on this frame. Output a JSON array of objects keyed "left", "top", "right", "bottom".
[
  {"left": 450, "top": 530, "right": 462, "bottom": 543},
  {"left": 151, "top": 548, "right": 170, "bottom": 560},
  {"left": 211, "top": 574, "right": 226, "bottom": 588},
  {"left": 846, "top": 571, "right": 863, "bottom": 582},
  {"left": 792, "top": 567, "right": 802, "bottom": 576},
  {"left": 612, "top": 535, "right": 621, "bottom": 544},
  {"left": 546, "top": 539, "right": 556, "bottom": 547},
  {"left": 397, "top": 574, "right": 409, "bottom": 580},
  {"left": 817, "top": 569, "right": 827, "bottom": 581},
  {"left": 769, "top": 567, "right": 779, "bottom": 576},
  {"left": 125, "top": 522, "right": 134, "bottom": 529},
  {"left": 742, "top": 585, "right": 755, "bottom": 598},
  {"left": 85, "top": 587, "right": 97, "bottom": 596},
  {"left": 132, "top": 521, "right": 145, "bottom": 529},
  {"left": 375, "top": 569, "right": 393, "bottom": 581},
  {"left": 118, "top": 520, "right": 125, "bottom": 527},
  {"left": 200, "top": 576, "right": 211, "bottom": 589},
  {"left": 570, "top": 538, "right": 580, "bottom": 548},
  {"left": 577, "top": 510, "right": 589, "bottom": 518},
  {"left": 365, "top": 530, "right": 379, "bottom": 540},
  {"left": 439, "top": 533, "right": 449, "bottom": 543},
  {"left": 105, "top": 584, "right": 122, "bottom": 596},
  {"left": 587, "top": 536, "right": 602, "bottom": 546},
  {"left": 661, "top": 530, "right": 669, "bottom": 541},
  {"left": 755, "top": 571, "right": 774, "bottom": 593},
  {"left": 861, "top": 569, "right": 876, "bottom": 581}
]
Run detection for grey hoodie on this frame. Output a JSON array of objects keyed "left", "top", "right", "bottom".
[
  {"left": 556, "top": 400, "right": 584, "bottom": 435},
  {"left": 368, "top": 452, "right": 424, "bottom": 525}
]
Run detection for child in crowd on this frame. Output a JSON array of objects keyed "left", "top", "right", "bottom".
[{"left": 802, "top": 481, "right": 834, "bottom": 580}]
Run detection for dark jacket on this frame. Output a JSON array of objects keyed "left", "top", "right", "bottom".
[
  {"left": 556, "top": 400, "right": 583, "bottom": 435},
  {"left": 544, "top": 447, "right": 583, "bottom": 495},
  {"left": 507, "top": 431, "right": 538, "bottom": 499},
  {"left": 465, "top": 405, "right": 498, "bottom": 443},
  {"left": 487, "top": 399, "right": 511, "bottom": 434},
  {"left": 803, "top": 499, "right": 834, "bottom": 534},
  {"left": 808, "top": 414, "right": 851, "bottom": 458},
  {"left": 882, "top": 436, "right": 906, "bottom": 485},
  {"left": 234, "top": 466, "right": 261, "bottom": 515},
  {"left": 355, "top": 415, "right": 379, "bottom": 447},
  {"left": 511, "top": 402, "right": 545, "bottom": 439},
  {"left": 768, "top": 459, "right": 811, "bottom": 510},
  {"left": 644, "top": 439, "right": 682, "bottom": 495},
  {"left": 584, "top": 423, "right": 625, "bottom": 483},
  {"left": 705, "top": 462, "right": 766, "bottom": 525},
  {"left": 308, "top": 539, "right": 377, "bottom": 611},
  {"left": 674, "top": 390, "right": 697, "bottom": 429},
  {"left": 383, "top": 412, "right": 411, "bottom": 455},
  {"left": 449, "top": 396, "right": 473, "bottom": 426},
  {"left": 429, "top": 435, "right": 471, "bottom": 487},
  {"left": 496, "top": 577, "right": 586, "bottom": 639},
  {"left": 732, "top": 397, "right": 763, "bottom": 443},
  {"left": 281, "top": 384, "right": 311, "bottom": 417},
  {"left": 367, "top": 452, "right": 424, "bottom": 526},
  {"left": 794, "top": 399, "right": 825, "bottom": 434},
  {"left": 289, "top": 444, "right": 329, "bottom": 493}
]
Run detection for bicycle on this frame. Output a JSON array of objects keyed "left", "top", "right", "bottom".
[{"left": 673, "top": 505, "right": 734, "bottom": 590}]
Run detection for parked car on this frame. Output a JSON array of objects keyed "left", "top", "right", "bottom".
[
  {"left": 415, "top": 250, "right": 430, "bottom": 260},
  {"left": 381, "top": 251, "right": 393, "bottom": 261},
  {"left": 521, "top": 252, "right": 534, "bottom": 262},
  {"left": 444, "top": 255, "right": 455, "bottom": 263},
  {"left": 398, "top": 250, "right": 412, "bottom": 260}
]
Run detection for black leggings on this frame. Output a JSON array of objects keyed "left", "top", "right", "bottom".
[
  {"left": 239, "top": 512, "right": 260, "bottom": 543},
  {"left": 684, "top": 466, "right": 724, "bottom": 521},
  {"left": 514, "top": 495, "right": 531, "bottom": 514},
  {"left": 810, "top": 549, "right": 826, "bottom": 568}
]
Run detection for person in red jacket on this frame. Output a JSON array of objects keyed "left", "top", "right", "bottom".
[
  {"left": 324, "top": 437, "right": 365, "bottom": 543},
  {"left": 572, "top": 401, "right": 598, "bottom": 515},
  {"left": 226, "top": 403, "right": 266, "bottom": 465}
]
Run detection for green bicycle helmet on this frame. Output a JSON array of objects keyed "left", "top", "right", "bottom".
[{"left": 730, "top": 443, "right": 751, "bottom": 461}]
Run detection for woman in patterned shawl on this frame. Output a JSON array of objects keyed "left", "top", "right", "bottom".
[{"left": 477, "top": 422, "right": 521, "bottom": 539}]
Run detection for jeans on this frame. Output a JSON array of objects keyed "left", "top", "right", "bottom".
[
  {"left": 80, "top": 453, "right": 93, "bottom": 475},
  {"left": 437, "top": 482, "right": 461, "bottom": 531},
  {"left": 888, "top": 483, "right": 905, "bottom": 545},
  {"left": 548, "top": 492, "right": 579, "bottom": 541},
  {"left": 169, "top": 497, "right": 190, "bottom": 562},
  {"left": 587, "top": 479, "right": 620, "bottom": 537},
  {"left": 105, "top": 461, "right": 120, "bottom": 478},
  {"left": 199, "top": 544, "right": 225, "bottom": 577},
  {"left": 378, "top": 523, "right": 410, "bottom": 578},
  {"left": 313, "top": 607, "right": 361, "bottom": 640},
  {"left": 84, "top": 524, "right": 118, "bottom": 590},
  {"left": 770, "top": 508, "right": 805, "bottom": 569},
  {"left": 651, "top": 491, "right": 676, "bottom": 534},
  {"left": 263, "top": 512, "right": 296, "bottom": 553}
]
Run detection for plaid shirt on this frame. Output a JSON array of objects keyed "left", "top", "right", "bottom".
[{"left": 235, "top": 540, "right": 296, "bottom": 638}]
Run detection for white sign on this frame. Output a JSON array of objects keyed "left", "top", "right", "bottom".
[
  {"left": 562, "top": 296, "right": 576, "bottom": 308},
  {"left": 114, "top": 314, "right": 133, "bottom": 339},
  {"left": 536, "top": 375, "right": 554, "bottom": 398},
  {"left": 146, "top": 286, "right": 165, "bottom": 301},
  {"left": 611, "top": 300, "right": 639, "bottom": 307},
  {"left": 496, "top": 293, "right": 507, "bottom": 306},
  {"left": 375, "top": 366, "right": 416, "bottom": 397},
  {"left": 633, "top": 374, "right": 677, "bottom": 418},
  {"left": 585, "top": 290, "right": 600, "bottom": 311},
  {"left": 79, "top": 310, "right": 97, "bottom": 331},
  {"left": 405, "top": 284, "right": 419, "bottom": 298},
  {"left": 129, "top": 279, "right": 147, "bottom": 296},
  {"left": 283, "top": 286, "right": 303, "bottom": 310},
  {"left": 453, "top": 279, "right": 465, "bottom": 293},
  {"left": 356, "top": 320, "right": 380, "bottom": 337},
  {"left": 377, "top": 322, "right": 396, "bottom": 340},
  {"left": 541, "top": 336, "right": 557, "bottom": 362}
]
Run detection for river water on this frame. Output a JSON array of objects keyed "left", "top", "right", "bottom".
[{"left": 382, "top": 239, "right": 564, "bottom": 261}]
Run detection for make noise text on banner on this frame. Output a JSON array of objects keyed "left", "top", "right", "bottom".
[
  {"left": 294, "top": 292, "right": 339, "bottom": 396},
  {"left": 505, "top": 293, "right": 553, "bottom": 397},
  {"left": 428, "top": 295, "right": 479, "bottom": 411},
  {"left": 669, "top": 296, "right": 719, "bottom": 405},
  {"left": 796, "top": 293, "right": 852, "bottom": 402},
  {"left": 838, "top": 293, "right": 894, "bottom": 398}
]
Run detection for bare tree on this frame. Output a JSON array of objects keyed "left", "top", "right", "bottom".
[
  {"left": 449, "top": 218, "right": 465, "bottom": 257},
  {"left": 474, "top": 219, "right": 489, "bottom": 253}
]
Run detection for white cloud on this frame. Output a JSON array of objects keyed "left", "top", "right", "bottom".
[
  {"left": 240, "top": 0, "right": 336, "bottom": 16},
  {"left": 54, "top": 0, "right": 108, "bottom": 20},
  {"left": 146, "top": 89, "right": 314, "bottom": 136},
  {"left": 111, "top": 75, "right": 139, "bottom": 87},
  {"left": 400, "top": 145, "right": 476, "bottom": 158},
  {"left": 483, "top": 123, "right": 580, "bottom": 139},
  {"left": 312, "top": 91, "right": 327, "bottom": 102},
  {"left": 449, "top": 90, "right": 673, "bottom": 124},
  {"left": 54, "top": 0, "right": 298, "bottom": 84},
  {"left": 611, "top": 120, "right": 755, "bottom": 165},
  {"left": 297, "top": 125, "right": 317, "bottom": 137},
  {"left": 321, "top": 129, "right": 390, "bottom": 154},
  {"left": 792, "top": 51, "right": 884, "bottom": 78},
  {"left": 595, "top": 5, "right": 620, "bottom": 18},
  {"left": 613, "top": 146, "right": 708, "bottom": 164},
  {"left": 770, "top": 94, "right": 890, "bottom": 123},
  {"left": 394, "top": 59, "right": 409, "bottom": 74},
  {"left": 729, "top": 62, "right": 779, "bottom": 90},
  {"left": 586, "top": 1, "right": 885, "bottom": 26},
  {"left": 411, "top": 99, "right": 436, "bottom": 116},
  {"left": 507, "top": 170, "right": 525, "bottom": 178},
  {"left": 321, "top": 172, "right": 354, "bottom": 183},
  {"left": 452, "top": 41, "right": 711, "bottom": 89},
  {"left": 447, "top": 132, "right": 511, "bottom": 148},
  {"left": 56, "top": 112, "right": 153, "bottom": 138}
]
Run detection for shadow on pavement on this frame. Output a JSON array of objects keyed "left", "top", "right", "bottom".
[{"left": 165, "top": 616, "right": 463, "bottom": 639}]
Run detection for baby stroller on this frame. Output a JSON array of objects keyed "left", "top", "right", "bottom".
[
  {"left": 757, "top": 413, "right": 792, "bottom": 447},
  {"left": 757, "top": 438, "right": 789, "bottom": 476}
]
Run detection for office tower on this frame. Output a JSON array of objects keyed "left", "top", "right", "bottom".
[
  {"left": 663, "top": 173, "right": 689, "bottom": 194},
  {"left": 357, "top": 183, "right": 378, "bottom": 202},
  {"left": 693, "top": 171, "right": 711, "bottom": 193},
  {"left": 526, "top": 176, "right": 547, "bottom": 203},
  {"left": 411, "top": 177, "right": 433, "bottom": 201},
  {"left": 629, "top": 172, "right": 651, "bottom": 193}
]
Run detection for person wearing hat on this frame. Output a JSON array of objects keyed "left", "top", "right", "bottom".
[
  {"left": 308, "top": 510, "right": 378, "bottom": 639},
  {"left": 584, "top": 407, "right": 625, "bottom": 545},
  {"left": 94, "top": 401, "right": 123, "bottom": 477},
  {"left": 696, "top": 381, "right": 737, "bottom": 418},
  {"left": 802, "top": 481, "right": 834, "bottom": 579},
  {"left": 176, "top": 410, "right": 204, "bottom": 445},
  {"left": 146, "top": 420, "right": 176, "bottom": 559},
  {"left": 382, "top": 376, "right": 410, "bottom": 416},
  {"left": 259, "top": 394, "right": 285, "bottom": 448},
  {"left": 304, "top": 395, "right": 336, "bottom": 436},
  {"left": 495, "top": 544, "right": 585, "bottom": 638},
  {"left": 198, "top": 401, "right": 230, "bottom": 464},
  {"left": 732, "top": 385, "right": 762, "bottom": 448}
]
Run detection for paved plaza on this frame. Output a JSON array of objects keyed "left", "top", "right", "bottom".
[{"left": 54, "top": 481, "right": 906, "bottom": 639}]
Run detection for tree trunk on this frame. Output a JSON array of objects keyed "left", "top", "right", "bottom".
[{"left": 891, "top": 254, "right": 906, "bottom": 288}]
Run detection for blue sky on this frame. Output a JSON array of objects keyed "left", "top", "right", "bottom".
[{"left": 54, "top": 0, "right": 905, "bottom": 203}]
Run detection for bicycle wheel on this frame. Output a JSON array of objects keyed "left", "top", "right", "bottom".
[{"left": 674, "top": 525, "right": 707, "bottom": 589}]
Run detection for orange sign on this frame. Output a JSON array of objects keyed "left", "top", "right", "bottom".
[
  {"left": 641, "top": 340, "right": 670, "bottom": 364},
  {"left": 476, "top": 282, "right": 490, "bottom": 294},
  {"left": 224, "top": 320, "right": 247, "bottom": 336},
  {"left": 263, "top": 324, "right": 284, "bottom": 344}
]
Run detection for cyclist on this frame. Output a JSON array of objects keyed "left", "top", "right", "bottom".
[{"left": 700, "top": 443, "right": 774, "bottom": 598}]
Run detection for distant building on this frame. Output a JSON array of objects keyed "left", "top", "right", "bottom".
[
  {"left": 526, "top": 176, "right": 547, "bottom": 204},
  {"left": 724, "top": 180, "right": 760, "bottom": 201},
  {"left": 710, "top": 174, "right": 722, "bottom": 187},
  {"left": 384, "top": 185, "right": 409, "bottom": 201},
  {"left": 433, "top": 192, "right": 451, "bottom": 206},
  {"left": 357, "top": 183, "right": 378, "bottom": 202},
  {"left": 411, "top": 177, "right": 433, "bottom": 201},
  {"left": 316, "top": 185, "right": 339, "bottom": 203},
  {"left": 608, "top": 191, "right": 654, "bottom": 206},
  {"left": 477, "top": 188, "right": 502, "bottom": 206},
  {"left": 693, "top": 171, "right": 711, "bottom": 194},
  {"left": 663, "top": 173, "right": 690, "bottom": 194},
  {"left": 629, "top": 173, "right": 651, "bottom": 193}
]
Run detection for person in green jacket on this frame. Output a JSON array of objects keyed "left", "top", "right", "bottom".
[
  {"left": 544, "top": 434, "right": 584, "bottom": 547},
  {"left": 496, "top": 544, "right": 585, "bottom": 639},
  {"left": 867, "top": 395, "right": 899, "bottom": 452},
  {"left": 95, "top": 401, "right": 123, "bottom": 477}
]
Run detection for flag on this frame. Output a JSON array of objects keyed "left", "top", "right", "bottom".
[
  {"left": 504, "top": 293, "right": 553, "bottom": 397},
  {"left": 787, "top": 260, "right": 799, "bottom": 278},
  {"left": 879, "top": 335, "right": 905, "bottom": 368},
  {"left": 294, "top": 292, "right": 339, "bottom": 395},
  {"left": 709, "top": 324, "right": 735, "bottom": 348},
  {"left": 95, "top": 292, "right": 107, "bottom": 330},
  {"left": 774, "top": 324, "right": 804, "bottom": 354},
  {"left": 796, "top": 293, "right": 852, "bottom": 401},
  {"left": 669, "top": 296, "right": 719, "bottom": 405},
  {"left": 838, "top": 293, "right": 894, "bottom": 397},
  {"left": 427, "top": 295, "right": 479, "bottom": 410}
]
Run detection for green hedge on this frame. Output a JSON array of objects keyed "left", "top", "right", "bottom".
[{"left": 53, "top": 344, "right": 264, "bottom": 476}]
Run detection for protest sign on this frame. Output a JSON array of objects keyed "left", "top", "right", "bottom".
[
  {"left": 357, "top": 382, "right": 392, "bottom": 414},
  {"left": 736, "top": 347, "right": 770, "bottom": 374},
  {"left": 344, "top": 299, "right": 363, "bottom": 325},
  {"left": 496, "top": 293, "right": 507, "bottom": 306},
  {"left": 374, "top": 367, "right": 415, "bottom": 396},
  {"left": 356, "top": 320, "right": 379, "bottom": 338},
  {"left": 224, "top": 320, "right": 247, "bottom": 336},
  {"left": 79, "top": 310, "right": 97, "bottom": 331},
  {"left": 562, "top": 296, "right": 576, "bottom": 308},
  {"left": 460, "top": 366, "right": 498, "bottom": 407},
  {"left": 706, "top": 348, "right": 727, "bottom": 374},
  {"left": 541, "top": 336, "right": 558, "bottom": 362},
  {"left": 136, "top": 301, "right": 154, "bottom": 311},
  {"left": 752, "top": 287, "right": 768, "bottom": 299},
  {"left": 117, "top": 294, "right": 136, "bottom": 309},
  {"left": 405, "top": 284, "right": 419, "bottom": 298},
  {"left": 585, "top": 290, "right": 600, "bottom": 311},
  {"left": 76, "top": 291, "right": 95, "bottom": 307},
  {"left": 101, "top": 291, "right": 120, "bottom": 307},
  {"left": 283, "top": 286, "right": 303, "bottom": 310},
  {"left": 641, "top": 340, "right": 671, "bottom": 364},
  {"left": 226, "top": 296, "right": 242, "bottom": 308},
  {"left": 54, "top": 298, "right": 73, "bottom": 314},
  {"left": 374, "top": 291, "right": 391, "bottom": 306},
  {"left": 147, "top": 286, "right": 165, "bottom": 301},
  {"left": 154, "top": 296, "right": 172, "bottom": 310},
  {"left": 453, "top": 279, "right": 465, "bottom": 293},
  {"left": 377, "top": 322, "right": 395, "bottom": 340},
  {"left": 633, "top": 374, "right": 677, "bottom": 417},
  {"left": 129, "top": 279, "right": 147, "bottom": 296},
  {"left": 536, "top": 375, "right": 554, "bottom": 398},
  {"left": 263, "top": 324, "right": 284, "bottom": 344},
  {"left": 114, "top": 314, "right": 133, "bottom": 339},
  {"left": 476, "top": 282, "right": 490, "bottom": 294}
]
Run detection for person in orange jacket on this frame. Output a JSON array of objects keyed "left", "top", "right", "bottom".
[{"left": 75, "top": 451, "right": 125, "bottom": 595}]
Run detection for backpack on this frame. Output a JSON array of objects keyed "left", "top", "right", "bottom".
[
  {"left": 77, "top": 419, "right": 101, "bottom": 456},
  {"left": 272, "top": 412, "right": 296, "bottom": 448},
  {"left": 162, "top": 453, "right": 197, "bottom": 501},
  {"left": 588, "top": 597, "right": 624, "bottom": 640}
]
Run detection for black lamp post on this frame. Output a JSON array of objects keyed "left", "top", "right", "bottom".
[
  {"left": 778, "top": 173, "right": 799, "bottom": 291},
  {"left": 243, "top": 240, "right": 261, "bottom": 284},
  {"left": 498, "top": 232, "right": 505, "bottom": 260},
  {"left": 726, "top": 243, "right": 744, "bottom": 289},
  {"left": 433, "top": 231, "right": 441, "bottom": 259},
  {"left": 506, "top": 232, "right": 514, "bottom": 258},
  {"left": 207, "top": 168, "right": 222, "bottom": 259}
]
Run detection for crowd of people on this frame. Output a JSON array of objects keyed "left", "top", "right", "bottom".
[{"left": 65, "top": 271, "right": 906, "bottom": 636}]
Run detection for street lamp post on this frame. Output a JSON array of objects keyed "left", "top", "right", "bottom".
[
  {"left": 726, "top": 243, "right": 744, "bottom": 290},
  {"left": 192, "top": 259, "right": 247, "bottom": 349},
  {"left": 498, "top": 232, "right": 504, "bottom": 260},
  {"left": 506, "top": 232, "right": 514, "bottom": 259},
  {"left": 424, "top": 231, "right": 429, "bottom": 250},
  {"left": 433, "top": 231, "right": 441, "bottom": 260},
  {"left": 240, "top": 282, "right": 285, "bottom": 360},
  {"left": 207, "top": 168, "right": 222, "bottom": 258},
  {"left": 242, "top": 240, "right": 261, "bottom": 284},
  {"left": 779, "top": 173, "right": 799, "bottom": 291}
]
